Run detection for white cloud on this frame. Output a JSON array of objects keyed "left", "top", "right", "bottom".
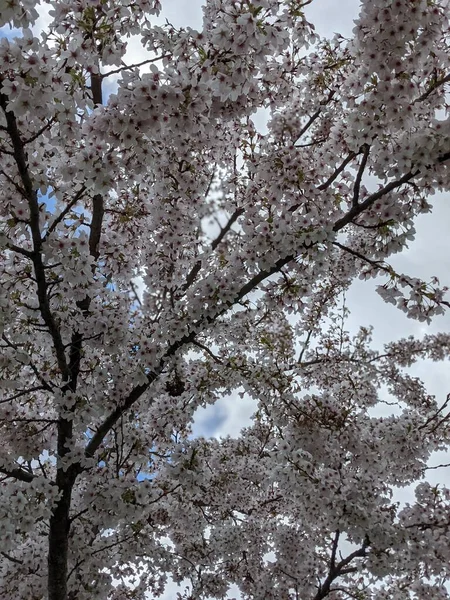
[{"left": 192, "top": 388, "right": 258, "bottom": 439}]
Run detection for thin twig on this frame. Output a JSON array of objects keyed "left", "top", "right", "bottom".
[
  {"left": 101, "top": 55, "right": 171, "bottom": 79},
  {"left": 192, "top": 340, "right": 224, "bottom": 364}
]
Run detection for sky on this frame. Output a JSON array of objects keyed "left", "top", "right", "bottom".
[{"left": 2, "top": 0, "right": 450, "bottom": 596}]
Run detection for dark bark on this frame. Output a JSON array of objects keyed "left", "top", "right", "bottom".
[
  {"left": 313, "top": 536, "right": 369, "bottom": 600},
  {"left": 48, "top": 472, "right": 75, "bottom": 600},
  {"left": 90, "top": 73, "right": 103, "bottom": 106}
]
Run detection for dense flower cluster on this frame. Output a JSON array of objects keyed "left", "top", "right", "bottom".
[{"left": 0, "top": 0, "right": 450, "bottom": 599}]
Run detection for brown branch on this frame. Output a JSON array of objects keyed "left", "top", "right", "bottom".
[
  {"left": 231, "top": 253, "right": 294, "bottom": 304},
  {"left": 23, "top": 117, "right": 55, "bottom": 145},
  {"left": 44, "top": 186, "right": 86, "bottom": 240},
  {"left": 1, "top": 385, "right": 51, "bottom": 404},
  {"left": 87, "top": 74, "right": 104, "bottom": 264},
  {"left": 332, "top": 170, "right": 418, "bottom": 232},
  {"left": 90, "top": 73, "right": 102, "bottom": 106},
  {"left": 330, "top": 530, "right": 340, "bottom": 570},
  {"left": 1, "top": 551, "right": 23, "bottom": 565},
  {"left": 192, "top": 340, "right": 224, "bottom": 364},
  {"left": 314, "top": 539, "right": 369, "bottom": 600},
  {"left": 294, "top": 108, "right": 322, "bottom": 145},
  {"left": 182, "top": 207, "right": 244, "bottom": 292},
  {"left": 1, "top": 334, "right": 55, "bottom": 391},
  {"left": 294, "top": 90, "right": 335, "bottom": 145},
  {"left": 0, "top": 466, "right": 34, "bottom": 483},
  {"left": 85, "top": 254, "right": 294, "bottom": 460},
  {"left": 48, "top": 468, "right": 77, "bottom": 600},
  {"left": 0, "top": 147, "right": 14, "bottom": 157},
  {"left": 130, "top": 280, "right": 143, "bottom": 307},
  {"left": 83, "top": 113, "right": 450, "bottom": 477},
  {"left": 62, "top": 72, "right": 105, "bottom": 415},
  {"left": 88, "top": 194, "right": 104, "bottom": 260},
  {"left": 351, "top": 219, "right": 394, "bottom": 230},
  {"left": 84, "top": 382, "right": 150, "bottom": 460},
  {"left": 425, "top": 462, "right": 450, "bottom": 470},
  {"left": 318, "top": 151, "right": 357, "bottom": 191},
  {"left": 89, "top": 532, "right": 136, "bottom": 557},
  {"left": 0, "top": 167, "right": 27, "bottom": 197},
  {"left": 211, "top": 207, "right": 244, "bottom": 251},
  {"left": 2, "top": 67, "right": 106, "bottom": 600},
  {"left": 4, "top": 240, "right": 33, "bottom": 257},
  {"left": 352, "top": 143, "right": 370, "bottom": 207},
  {"left": 332, "top": 241, "right": 390, "bottom": 272},
  {"left": 332, "top": 241, "right": 450, "bottom": 311},
  {"left": 4, "top": 417, "right": 56, "bottom": 424},
  {"left": 419, "top": 393, "right": 450, "bottom": 434}
]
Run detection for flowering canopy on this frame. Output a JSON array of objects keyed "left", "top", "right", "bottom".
[{"left": 1, "top": 0, "right": 450, "bottom": 598}]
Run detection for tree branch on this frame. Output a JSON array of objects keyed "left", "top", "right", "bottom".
[
  {"left": 318, "top": 151, "right": 357, "bottom": 191},
  {"left": 0, "top": 385, "right": 51, "bottom": 405},
  {"left": 4, "top": 240, "right": 33, "bottom": 257},
  {"left": 84, "top": 254, "right": 294, "bottom": 460},
  {"left": 314, "top": 538, "right": 369, "bottom": 600},
  {"left": 23, "top": 117, "right": 55, "bottom": 145},
  {"left": 0, "top": 466, "right": 34, "bottom": 483},
  {"left": 332, "top": 170, "right": 418, "bottom": 232},
  {"left": 0, "top": 91, "right": 69, "bottom": 380},
  {"left": 101, "top": 55, "right": 171, "bottom": 79},
  {"left": 352, "top": 143, "right": 370, "bottom": 207},
  {"left": 211, "top": 208, "right": 245, "bottom": 251},
  {"left": 88, "top": 194, "right": 104, "bottom": 260},
  {"left": 84, "top": 143, "right": 450, "bottom": 476},
  {"left": 44, "top": 186, "right": 86, "bottom": 240},
  {"left": 182, "top": 207, "right": 244, "bottom": 292},
  {"left": 414, "top": 72, "right": 450, "bottom": 104},
  {"left": 192, "top": 340, "right": 224, "bottom": 364},
  {"left": 294, "top": 90, "right": 335, "bottom": 146},
  {"left": 330, "top": 530, "right": 340, "bottom": 570},
  {"left": 332, "top": 241, "right": 390, "bottom": 272},
  {"left": 0, "top": 551, "right": 23, "bottom": 565}
]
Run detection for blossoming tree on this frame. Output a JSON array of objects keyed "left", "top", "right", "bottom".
[{"left": 1, "top": 0, "right": 450, "bottom": 598}]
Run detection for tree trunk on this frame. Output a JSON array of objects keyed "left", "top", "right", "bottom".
[
  {"left": 48, "top": 417, "right": 78, "bottom": 600},
  {"left": 48, "top": 480, "right": 73, "bottom": 600}
]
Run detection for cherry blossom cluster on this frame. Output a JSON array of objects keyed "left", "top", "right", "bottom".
[{"left": 0, "top": 0, "right": 450, "bottom": 598}]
